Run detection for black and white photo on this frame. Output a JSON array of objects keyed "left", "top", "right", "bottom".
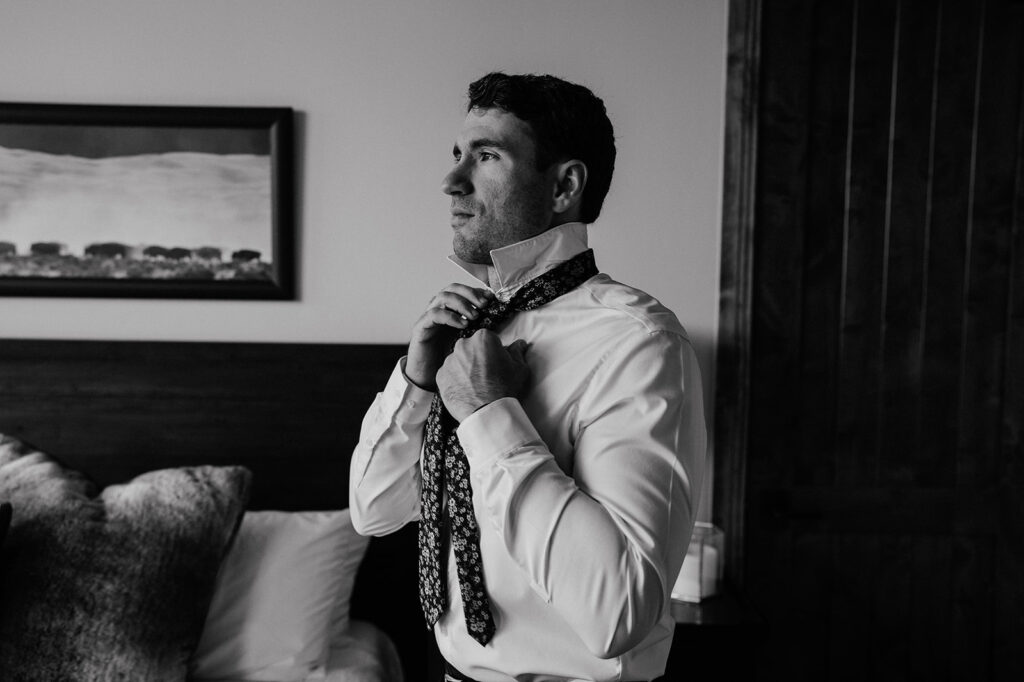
[{"left": 0, "top": 103, "right": 294, "bottom": 298}]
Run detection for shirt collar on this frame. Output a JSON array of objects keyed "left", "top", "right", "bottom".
[{"left": 448, "top": 222, "right": 590, "bottom": 301}]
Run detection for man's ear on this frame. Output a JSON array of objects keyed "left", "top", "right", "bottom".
[{"left": 551, "top": 160, "right": 588, "bottom": 217}]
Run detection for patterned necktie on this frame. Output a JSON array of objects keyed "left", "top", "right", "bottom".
[{"left": 418, "top": 248, "right": 598, "bottom": 645}]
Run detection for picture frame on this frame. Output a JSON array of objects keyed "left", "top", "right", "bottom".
[{"left": 0, "top": 102, "right": 294, "bottom": 299}]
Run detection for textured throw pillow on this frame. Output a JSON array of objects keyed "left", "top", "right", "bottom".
[
  {"left": 0, "top": 434, "right": 251, "bottom": 682},
  {"left": 191, "top": 509, "right": 370, "bottom": 681},
  {"left": 0, "top": 501, "right": 7, "bottom": 619}
]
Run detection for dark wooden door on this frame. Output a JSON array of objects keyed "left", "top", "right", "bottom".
[{"left": 741, "top": 0, "right": 1024, "bottom": 678}]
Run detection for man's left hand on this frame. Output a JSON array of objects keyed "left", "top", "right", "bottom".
[{"left": 436, "top": 330, "right": 529, "bottom": 422}]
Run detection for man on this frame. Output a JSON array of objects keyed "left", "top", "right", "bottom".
[{"left": 350, "top": 73, "right": 706, "bottom": 682}]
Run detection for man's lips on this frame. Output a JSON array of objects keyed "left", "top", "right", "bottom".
[{"left": 450, "top": 209, "right": 474, "bottom": 226}]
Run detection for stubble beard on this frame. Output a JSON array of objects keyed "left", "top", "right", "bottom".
[{"left": 452, "top": 182, "right": 551, "bottom": 265}]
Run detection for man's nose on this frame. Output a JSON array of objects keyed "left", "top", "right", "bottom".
[{"left": 442, "top": 162, "right": 471, "bottom": 196}]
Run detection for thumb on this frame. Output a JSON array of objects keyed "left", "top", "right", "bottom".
[{"left": 506, "top": 339, "right": 529, "bottom": 361}]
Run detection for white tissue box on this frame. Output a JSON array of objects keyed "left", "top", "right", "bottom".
[{"left": 671, "top": 522, "right": 724, "bottom": 603}]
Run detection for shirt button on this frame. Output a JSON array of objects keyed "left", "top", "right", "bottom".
[{"left": 406, "top": 399, "right": 417, "bottom": 408}]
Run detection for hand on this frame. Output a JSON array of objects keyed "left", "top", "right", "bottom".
[
  {"left": 406, "top": 284, "right": 494, "bottom": 391},
  {"left": 436, "top": 331, "right": 530, "bottom": 422}
]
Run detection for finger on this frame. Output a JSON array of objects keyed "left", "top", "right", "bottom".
[
  {"left": 436, "top": 283, "right": 494, "bottom": 310},
  {"left": 433, "top": 291, "right": 491, "bottom": 321},
  {"left": 506, "top": 339, "right": 529, "bottom": 362},
  {"left": 421, "top": 305, "right": 471, "bottom": 332},
  {"left": 432, "top": 292, "right": 479, "bottom": 321}
]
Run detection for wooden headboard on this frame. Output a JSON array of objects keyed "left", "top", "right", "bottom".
[{"left": 0, "top": 337, "right": 429, "bottom": 676}]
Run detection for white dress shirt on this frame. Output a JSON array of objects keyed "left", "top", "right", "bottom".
[{"left": 350, "top": 222, "right": 707, "bottom": 682}]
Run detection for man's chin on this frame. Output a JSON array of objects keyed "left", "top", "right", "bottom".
[{"left": 452, "top": 239, "right": 493, "bottom": 265}]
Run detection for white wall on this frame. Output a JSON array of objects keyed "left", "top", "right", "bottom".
[{"left": 0, "top": 0, "right": 727, "bottom": 508}]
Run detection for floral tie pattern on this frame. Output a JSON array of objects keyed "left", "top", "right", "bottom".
[{"left": 418, "top": 249, "right": 598, "bottom": 646}]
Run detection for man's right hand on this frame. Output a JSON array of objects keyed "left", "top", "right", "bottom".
[{"left": 405, "top": 284, "right": 494, "bottom": 391}]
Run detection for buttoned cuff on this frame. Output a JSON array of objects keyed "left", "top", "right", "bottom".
[
  {"left": 456, "top": 397, "right": 541, "bottom": 468},
  {"left": 379, "top": 357, "right": 434, "bottom": 424}
]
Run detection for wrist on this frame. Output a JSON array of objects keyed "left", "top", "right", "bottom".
[
  {"left": 456, "top": 397, "right": 536, "bottom": 469},
  {"left": 446, "top": 397, "right": 486, "bottom": 423},
  {"left": 401, "top": 357, "right": 437, "bottom": 392},
  {"left": 445, "top": 383, "right": 514, "bottom": 422}
]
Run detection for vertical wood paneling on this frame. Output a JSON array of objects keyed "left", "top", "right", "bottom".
[
  {"left": 995, "top": 537, "right": 1024, "bottom": 682},
  {"left": 835, "top": 0, "right": 897, "bottom": 488},
  {"left": 996, "top": 10, "right": 1024, "bottom": 673},
  {"left": 826, "top": 534, "right": 878, "bottom": 681},
  {"left": 745, "top": 1, "right": 816, "bottom": 675},
  {"left": 919, "top": 0, "right": 983, "bottom": 488},
  {"left": 796, "top": 0, "right": 858, "bottom": 488},
  {"left": 714, "top": 0, "right": 761, "bottom": 585},
  {"left": 735, "top": 0, "right": 1024, "bottom": 678},
  {"left": 950, "top": 537, "right": 996, "bottom": 681},
  {"left": 874, "top": 534, "right": 914, "bottom": 672},
  {"left": 749, "top": 0, "right": 813, "bottom": 491},
  {"left": 952, "top": 4, "right": 1024, "bottom": 670},
  {"left": 908, "top": 536, "right": 953, "bottom": 676},
  {"left": 993, "top": 5, "right": 1024, "bottom": 679},
  {"left": 785, "top": 532, "right": 833, "bottom": 676},
  {"left": 958, "top": 0, "right": 1020, "bottom": 488},
  {"left": 878, "top": 0, "right": 939, "bottom": 485}
]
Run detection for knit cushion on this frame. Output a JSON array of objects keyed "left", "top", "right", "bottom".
[{"left": 0, "top": 433, "right": 250, "bottom": 682}]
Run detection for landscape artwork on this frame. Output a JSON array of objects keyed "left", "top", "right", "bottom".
[{"left": 0, "top": 104, "right": 294, "bottom": 298}]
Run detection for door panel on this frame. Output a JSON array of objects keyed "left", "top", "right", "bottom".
[{"left": 744, "top": 0, "right": 1024, "bottom": 678}]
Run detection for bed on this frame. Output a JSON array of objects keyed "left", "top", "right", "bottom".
[{"left": 0, "top": 338, "right": 431, "bottom": 681}]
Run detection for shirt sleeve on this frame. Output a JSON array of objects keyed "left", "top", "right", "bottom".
[
  {"left": 458, "top": 330, "right": 707, "bottom": 659},
  {"left": 348, "top": 358, "right": 433, "bottom": 537}
]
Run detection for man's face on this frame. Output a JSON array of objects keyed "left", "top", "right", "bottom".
[{"left": 443, "top": 107, "right": 556, "bottom": 265}]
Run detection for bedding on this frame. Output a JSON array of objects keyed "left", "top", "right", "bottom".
[
  {"left": 192, "top": 509, "right": 371, "bottom": 681},
  {"left": 210, "top": 619, "right": 404, "bottom": 682},
  {"left": 307, "top": 619, "right": 405, "bottom": 682},
  {"left": 0, "top": 337, "right": 424, "bottom": 677},
  {"left": 0, "top": 339, "right": 421, "bottom": 679},
  {"left": 0, "top": 432, "right": 250, "bottom": 682}
]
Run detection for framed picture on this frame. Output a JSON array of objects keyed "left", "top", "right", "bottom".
[{"left": 0, "top": 102, "right": 294, "bottom": 299}]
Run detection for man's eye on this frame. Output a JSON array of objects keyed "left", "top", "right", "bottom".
[{"left": 478, "top": 151, "right": 497, "bottom": 161}]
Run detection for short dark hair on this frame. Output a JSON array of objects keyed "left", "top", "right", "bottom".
[{"left": 466, "top": 72, "right": 616, "bottom": 224}]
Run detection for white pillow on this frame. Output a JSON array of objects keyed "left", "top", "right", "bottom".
[{"left": 190, "top": 509, "right": 369, "bottom": 682}]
